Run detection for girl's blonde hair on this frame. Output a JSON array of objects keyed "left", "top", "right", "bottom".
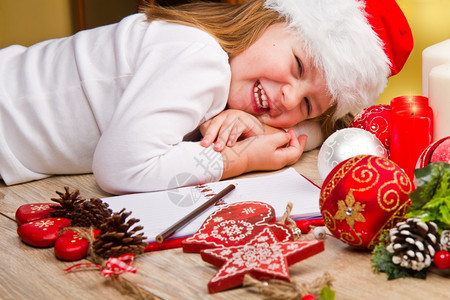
[
  {"left": 140, "top": 0, "right": 350, "bottom": 138},
  {"left": 140, "top": 0, "right": 280, "bottom": 56},
  {"left": 314, "top": 106, "right": 353, "bottom": 138}
]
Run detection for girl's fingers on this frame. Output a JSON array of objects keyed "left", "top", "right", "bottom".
[
  {"left": 274, "top": 130, "right": 307, "bottom": 164},
  {"left": 285, "top": 129, "right": 307, "bottom": 151},
  {"left": 200, "top": 116, "right": 225, "bottom": 148},
  {"left": 215, "top": 121, "right": 245, "bottom": 151},
  {"left": 266, "top": 130, "right": 292, "bottom": 147},
  {"left": 226, "top": 123, "right": 244, "bottom": 147},
  {"left": 213, "top": 122, "right": 233, "bottom": 151},
  {"left": 297, "top": 134, "right": 308, "bottom": 149}
]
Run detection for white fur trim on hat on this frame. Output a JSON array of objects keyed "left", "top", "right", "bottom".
[{"left": 264, "top": 0, "right": 391, "bottom": 119}]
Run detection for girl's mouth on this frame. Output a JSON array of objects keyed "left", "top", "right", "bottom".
[{"left": 253, "top": 80, "right": 269, "bottom": 111}]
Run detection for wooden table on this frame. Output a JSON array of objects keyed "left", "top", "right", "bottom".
[{"left": 1, "top": 150, "right": 448, "bottom": 299}]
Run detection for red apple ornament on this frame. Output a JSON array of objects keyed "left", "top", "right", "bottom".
[
  {"left": 350, "top": 104, "right": 391, "bottom": 155},
  {"left": 320, "top": 155, "right": 413, "bottom": 249}
]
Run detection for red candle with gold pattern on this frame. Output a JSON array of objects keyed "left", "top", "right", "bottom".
[{"left": 390, "top": 96, "right": 433, "bottom": 182}]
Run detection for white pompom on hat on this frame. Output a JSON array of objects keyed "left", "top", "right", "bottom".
[{"left": 264, "top": 0, "right": 413, "bottom": 119}]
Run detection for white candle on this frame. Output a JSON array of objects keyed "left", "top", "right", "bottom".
[
  {"left": 429, "top": 63, "right": 450, "bottom": 141},
  {"left": 422, "top": 39, "right": 450, "bottom": 96}
]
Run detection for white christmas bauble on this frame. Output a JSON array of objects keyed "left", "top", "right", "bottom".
[{"left": 318, "top": 128, "right": 388, "bottom": 180}]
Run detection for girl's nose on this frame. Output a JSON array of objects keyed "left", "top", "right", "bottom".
[{"left": 281, "top": 84, "right": 303, "bottom": 111}]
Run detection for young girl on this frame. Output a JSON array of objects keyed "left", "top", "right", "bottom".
[{"left": 0, "top": 0, "right": 412, "bottom": 194}]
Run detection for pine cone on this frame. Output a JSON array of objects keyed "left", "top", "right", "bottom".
[
  {"left": 49, "top": 186, "right": 85, "bottom": 218},
  {"left": 386, "top": 217, "right": 441, "bottom": 271},
  {"left": 441, "top": 230, "right": 450, "bottom": 251},
  {"left": 93, "top": 209, "right": 147, "bottom": 258},
  {"left": 71, "top": 197, "right": 113, "bottom": 228}
]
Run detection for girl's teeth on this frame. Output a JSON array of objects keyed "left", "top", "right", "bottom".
[
  {"left": 261, "top": 93, "right": 267, "bottom": 101},
  {"left": 255, "top": 83, "right": 268, "bottom": 109}
]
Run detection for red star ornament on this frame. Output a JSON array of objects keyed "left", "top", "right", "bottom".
[
  {"left": 182, "top": 201, "right": 292, "bottom": 253},
  {"left": 201, "top": 227, "right": 324, "bottom": 293}
]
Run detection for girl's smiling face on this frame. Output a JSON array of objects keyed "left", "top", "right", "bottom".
[{"left": 227, "top": 22, "right": 332, "bottom": 128}]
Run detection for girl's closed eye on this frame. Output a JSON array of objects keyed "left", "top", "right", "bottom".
[
  {"left": 296, "top": 56, "right": 311, "bottom": 116},
  {"left": 304, "top": 97, "right": 312, "bottom": 116},
  {"left": 295, "top": 56, "right": 304, "bottom": 77}
]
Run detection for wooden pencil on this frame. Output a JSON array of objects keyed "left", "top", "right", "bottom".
[{"left": 155, "top": 183, "right": 236, "bottom": 243}]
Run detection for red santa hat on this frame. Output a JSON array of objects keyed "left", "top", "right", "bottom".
[{"left": 264, "top": 0, "right": 413, "bottom": 119}]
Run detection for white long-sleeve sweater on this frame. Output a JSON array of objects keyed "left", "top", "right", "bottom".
[{"left": 0, "top": 14, "right": 230, "bottom": 194}]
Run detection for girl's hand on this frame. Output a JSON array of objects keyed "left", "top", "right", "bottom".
[
  {"left": 200, "top": 109, "right": 275, "bottom": 152},
  {"left": 220, "top": 129, "right": 308, "bottom": 179}
]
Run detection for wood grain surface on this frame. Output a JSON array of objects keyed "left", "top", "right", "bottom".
[{"left": 1, "top": 150, "right": 448, "bottom": 299}]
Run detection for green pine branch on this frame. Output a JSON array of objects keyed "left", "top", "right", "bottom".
[{"left": 407, "top": 162, "right": 450, "bottom": 232}]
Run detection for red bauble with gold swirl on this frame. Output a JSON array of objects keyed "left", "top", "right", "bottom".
[{"left": 319, "top": 155, "right": 412, "bottom": 249}]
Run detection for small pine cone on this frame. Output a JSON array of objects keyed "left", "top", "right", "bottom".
[
  {"left": 386, "top": 217, "right": 441, "bottom": 271},
  {"left": 49, "top": 186, "right": 85, "bottom": 219},
  {"left": 441, "top": 230, "right": 450, "bottom": 251},
  {"left": 93, "top": 209, "right": 147, "bottom": 259},
  {"left": 71, "top": 198, "right": 113, "bottom": 228}
]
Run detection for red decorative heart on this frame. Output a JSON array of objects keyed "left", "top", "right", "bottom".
[
  {"left": 182, "top": 201, "right": 292, "bottom": 253},
  {"left": 15, "top": 203, "right": 60, "bottom": 225},
  {"left": 54, "top": 230, "right": 90, "bottom": 261},
  {"left": 17, "top": 217, "right": 71, "bottom": 247}
]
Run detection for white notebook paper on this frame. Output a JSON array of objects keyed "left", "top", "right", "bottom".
[{"left": 102, "top": 168, "right": 321, "bottom": 243}]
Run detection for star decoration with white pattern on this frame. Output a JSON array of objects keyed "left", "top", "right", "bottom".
[{"left": 201, "top": 227, "right": 324, "bottom": 293}]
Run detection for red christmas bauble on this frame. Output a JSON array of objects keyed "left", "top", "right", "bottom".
[
  {"left": 350, "top": 105, "right": 391, "bottom": 155},
  {"left": 416, "top": 136, "right": 450, "bottom": 169},
  {"left": 319, "top": 155, "right": 412, "bottom": 249}
]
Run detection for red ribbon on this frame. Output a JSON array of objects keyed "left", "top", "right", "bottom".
[
  {"left": 101, "top": 253, "right": 137, "bottom": 278},
  {"left": 64, "top": 253, "right": 137, "bottom": 278}
]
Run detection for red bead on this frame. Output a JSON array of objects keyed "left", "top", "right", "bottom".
[
  {"left": 434, "top": 250, "right": 450, "bottom": 269},
  {"left": 301, "top": 295, "right": 317, "bottom": 300},
  {"left": 297, "top": 220, "right": 312, "bottom": 233}
]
